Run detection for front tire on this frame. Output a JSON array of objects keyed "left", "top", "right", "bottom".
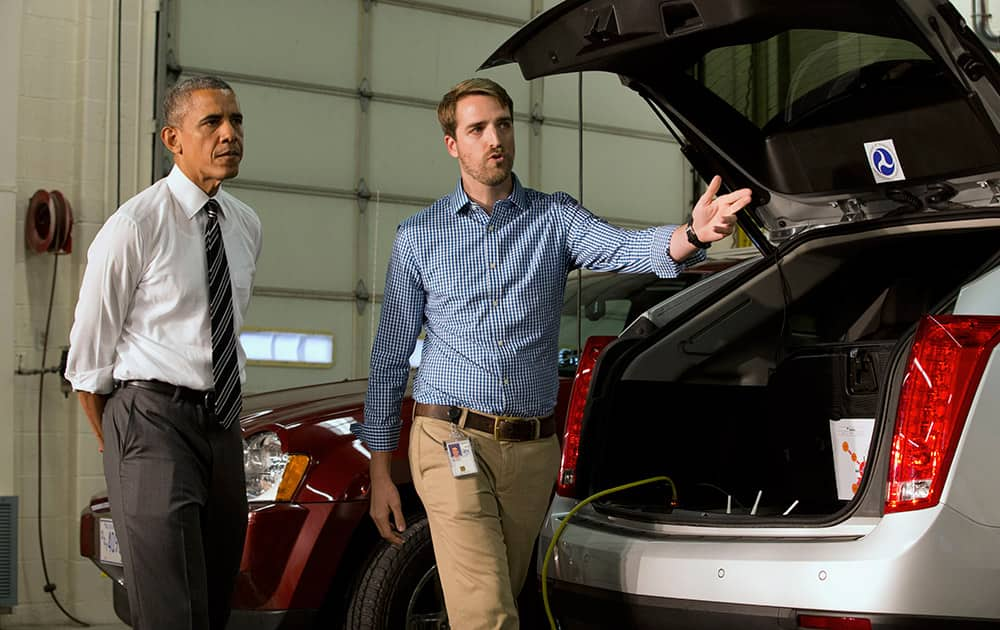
[{"left": 345, "top": 515, "right": 448, "bottom": 629}]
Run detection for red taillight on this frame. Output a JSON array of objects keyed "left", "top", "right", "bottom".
[
  {"left": 886, "top": 315, "right": 1000, "bottom": 513},
  {"left": 557, "top": 335, "right": 615, "bottom": 497},
  {"left": 79, "top": 512, "right": 94, "bottom": 559},
  {"left": 798, "top": 614, "right": 871, "bottom": 629}
]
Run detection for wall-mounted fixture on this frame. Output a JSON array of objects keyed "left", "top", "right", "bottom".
[
  {"left": 18, "top": 190, "right": 73, "bottom": 391},
  {"left": 25, "top": 189, "right": 73, "bottom": 254}
]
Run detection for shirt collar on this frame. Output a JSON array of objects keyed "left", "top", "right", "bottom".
[
  {"left": 166, "top": 165, "right": 222, "bottom": 220},
  {"left": 446, "top": 173, "right": 527, "bottom": 215}
]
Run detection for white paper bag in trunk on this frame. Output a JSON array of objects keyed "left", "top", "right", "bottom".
[{"left": 829, "top": 418, "right": 875, "bottom": 500}]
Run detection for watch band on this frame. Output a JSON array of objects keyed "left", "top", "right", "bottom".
[{"left": 685, "top": 222, "right": 711, "bottom": 249}]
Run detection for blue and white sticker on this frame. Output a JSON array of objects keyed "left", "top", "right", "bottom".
[{"left": 864, "top": 139, "right": 905, "bottom": 183}]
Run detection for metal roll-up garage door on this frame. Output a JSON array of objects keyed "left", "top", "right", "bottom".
[{"left": 160, "top": 0, "right": 686, "bottom": 392}]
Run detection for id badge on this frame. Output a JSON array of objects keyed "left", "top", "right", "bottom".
[{"left": 444, "top": 438, "right": 478, "bottom": 478}]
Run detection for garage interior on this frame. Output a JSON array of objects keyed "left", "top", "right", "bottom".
[{"left": 0, "top": 0, "right": 995, "bottom": 628}]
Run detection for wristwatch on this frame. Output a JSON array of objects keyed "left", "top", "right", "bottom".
[{"left": 685, "top": 220, "right": 711, "bottom": 249}]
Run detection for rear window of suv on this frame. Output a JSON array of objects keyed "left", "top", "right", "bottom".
[
  {"left": 692, "top": 29, "right": 938, "bottom": 132},
  {"left": 636, "top": 17, "right": 1000, "bottom": 194}
]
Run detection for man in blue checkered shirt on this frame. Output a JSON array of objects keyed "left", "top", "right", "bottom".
[{"left": 354, "top": 78, "right": 751, "bottom": 629}]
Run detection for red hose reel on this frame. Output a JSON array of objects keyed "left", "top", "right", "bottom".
[{"left": 25, "top": 189, "right": 73, "bottom": 254}]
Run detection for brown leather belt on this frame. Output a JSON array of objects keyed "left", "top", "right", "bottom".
[{"left": 414, "top": 403, "right": 556, "bottom": 442}]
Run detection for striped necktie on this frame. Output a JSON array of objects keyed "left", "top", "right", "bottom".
[{"left": 203, "top": 199, "right": 241, "bottom": 430}]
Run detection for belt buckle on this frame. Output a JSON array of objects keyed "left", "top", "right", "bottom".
[
  {"left": 493, "top": 416, "right": 508, "bottom": 441},
  {"left": 495, "top": 416, "right": 539, "bottom": 441}
]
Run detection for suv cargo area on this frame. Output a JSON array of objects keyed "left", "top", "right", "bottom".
[{"left": 576, "top": 219, "right": 1000, "bottom": 524}]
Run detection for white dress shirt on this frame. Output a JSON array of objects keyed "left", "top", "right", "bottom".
[{"left": 66, "top": 166, "right": 262, "bottom": 394}]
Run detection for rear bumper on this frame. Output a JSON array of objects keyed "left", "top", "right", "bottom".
[
  {"left": 546, "top": 581, "right": 1000, "bottom": 629},
  {"left": 540, "top": 500, "right": 1000, "bottom": 620}
]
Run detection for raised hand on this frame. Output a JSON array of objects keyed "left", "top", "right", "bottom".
[{"left": 690, "top": 175, "right": 753, "bottom": 244}]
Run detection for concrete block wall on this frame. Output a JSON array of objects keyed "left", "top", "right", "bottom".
[{"left": 3, "top": 0, "right": 157, "bottom": 626}]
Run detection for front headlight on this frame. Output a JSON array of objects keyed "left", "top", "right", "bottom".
[{"left": 243, "top": 431, "right": 309, "bottom": 502}]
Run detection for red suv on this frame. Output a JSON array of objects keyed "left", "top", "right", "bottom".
[{"left": 79, "top": 261, "right": 744, "bottom": 628}]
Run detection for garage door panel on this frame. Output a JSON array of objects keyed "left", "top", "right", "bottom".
[
  {"left": 369, "top": 102, "right": 453, "bottom": 200},
  {"left": 539, "top": 127, "right": 686, "bottom": 226},
  {"left": 405, "top": 0, "right": 531, "bottom": 21},
  {"left": 543, "top": 73, "right": 667, "bottom": 135},
  {"left": 226, "top": 186, "right": 357, "bottom": 293},
  {"left": 244, "top": 298, "right": 356, "bottom": 392},
  {"left": 172, "top": 1, "right": 690, "bottom": 386},
  {"left": 175, "top": 0, "right": 359, "bottom": 87},
  {"left": 371, "top": 4, "right": 528, "bottom": 105},
  {"left": 228, "top": 82, "right": 356, "bottom": 190}
]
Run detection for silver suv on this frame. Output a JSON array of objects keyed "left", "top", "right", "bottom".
[{"left": 485, "top": 1, "right": 1000, "bottom": 628}]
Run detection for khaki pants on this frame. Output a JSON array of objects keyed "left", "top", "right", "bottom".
[{"left": 409, "top": 414, "right": 561, "bottom": 630}]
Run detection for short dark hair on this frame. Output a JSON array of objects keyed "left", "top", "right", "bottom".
[
  {"left": 437, "top": 78, "right": 514, "bottom": 138},
  {"left": 163, "top": 76, "right": 234, "bottom": 127}
]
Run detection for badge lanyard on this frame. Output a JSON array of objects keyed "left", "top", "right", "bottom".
[{"left": 444, "top": 422, "right": 479, "bottom": 478}]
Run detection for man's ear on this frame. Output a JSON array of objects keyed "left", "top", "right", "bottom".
[
  {"left": 444, "top": 134, "right": 458, "bottom": 159},
  {"left": 160, "top": 126, "right": 181, "bottom": 156}
]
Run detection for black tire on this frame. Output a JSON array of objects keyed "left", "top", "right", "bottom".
[{"left": 345, "top": 515, "right": 448, "bottom": 629}]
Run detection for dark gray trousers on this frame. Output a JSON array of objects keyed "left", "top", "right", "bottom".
[{"left": 102, "top": 384, "right": 248, "bottom": 630}]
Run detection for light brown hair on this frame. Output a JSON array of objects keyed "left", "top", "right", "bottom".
[{"left": 437, "top": 78, "right": 514, "bottom": 138}]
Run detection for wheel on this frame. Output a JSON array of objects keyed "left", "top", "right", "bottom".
[{"left": 346, "top": 515, "right": 449, "bottom": 629}]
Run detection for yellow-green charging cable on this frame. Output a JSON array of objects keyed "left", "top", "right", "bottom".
[{"left": 541, "top": 476, "right": 677, "bottom": 630}]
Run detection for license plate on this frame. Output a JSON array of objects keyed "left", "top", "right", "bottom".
[{"left": 99, "top": 518, "right": 122, "bottom": 566}]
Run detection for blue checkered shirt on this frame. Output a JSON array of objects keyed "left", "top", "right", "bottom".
[{"left": 353, "top": 174, "right": 705, "bottom": 451}]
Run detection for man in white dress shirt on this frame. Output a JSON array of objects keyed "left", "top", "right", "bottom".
[{"left": 65, "top": 76, "right": 261, "bottom": 630}]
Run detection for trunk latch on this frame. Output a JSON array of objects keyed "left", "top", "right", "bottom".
[
  {"left": 836, "top": 198, "right": 866, "bottom": 222},
  {"left": 847, "top": 348, "right": 878, "bottom": 394}
]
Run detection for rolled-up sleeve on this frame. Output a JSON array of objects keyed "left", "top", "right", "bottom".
[
  {"left": 65, "top": 214, "right": 143, "bottom": 394},
  {"left": 559, "top": 193, "right": 705, "bottom": 276},
  {"left": 353, "top": 225, "right": 426, "bottom": 452}
]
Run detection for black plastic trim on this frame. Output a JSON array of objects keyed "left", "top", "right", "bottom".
[
  {"left": 545, "top": 580, "right": 1000, "bottom": 629},
  {"left": 228, "top": 608, "right": 318, "bottom": 630}
]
